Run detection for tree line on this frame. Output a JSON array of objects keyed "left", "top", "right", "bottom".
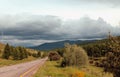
[
  {"left": 2, "top": 43, "right": 41, "bottom": 60},
  {"left": 81, "top": 40, "right": 108, "bottom": 57}
]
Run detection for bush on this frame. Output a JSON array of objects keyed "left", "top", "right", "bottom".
[
  {"left": 61, "top": 44, "right": 88, "bottom": 67},
  {"left": 48, "top": 52, "right": 60, "bottom": 61},
  {"left": 89, "top": 60, "right": 94, "bottom": 64},
  {"left": 41, "top": 52, "right": 48, "bottom": 58}
]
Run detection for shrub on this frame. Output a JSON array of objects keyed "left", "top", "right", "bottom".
[
  {"left": 89, "top": 60, "right": 94, "bottom": 64},
  {"left": 48, "top": 52, "right": 60, "bottom": 61},
  {"left": 61, "top": 43, "right": 88, "bottom": 67},
  {"left": 41, "top": 52, "right": 48, "bottom": 58}
]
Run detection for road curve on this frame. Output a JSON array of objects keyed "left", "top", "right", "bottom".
[{"left": 0, "top": 57, "right": 48, "bottom": 77}]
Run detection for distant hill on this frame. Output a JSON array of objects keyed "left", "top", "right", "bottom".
[{"left": 29, "top": 40, "right": 97, "bottom": 50}]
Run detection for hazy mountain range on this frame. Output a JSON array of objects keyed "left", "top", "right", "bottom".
[{"left": 29, "top": 40, "right": 97, "bottom": 50}]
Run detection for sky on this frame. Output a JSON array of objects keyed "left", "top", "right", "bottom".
[{"left": 0, "top": 0, "right": 120, "bottom": 46}]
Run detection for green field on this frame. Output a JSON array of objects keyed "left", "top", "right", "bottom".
[{"left": 34, "top": 61, "right": 113, "bottom": 77}]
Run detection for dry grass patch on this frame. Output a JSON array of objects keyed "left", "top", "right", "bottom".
[{"left": 0, "top": 56, "right": 36, "bottom": 67}]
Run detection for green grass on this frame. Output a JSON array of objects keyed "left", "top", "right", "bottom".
[
  {"left": 0, "top": 56, "right": 36, "bottom": 67},
  {"left": 80, "top": 65, "right": 113, "bottom": 77},
  {"left": 34, "top": 61, "right": 113, "bottom": 77},
  {"left": 34, "top": 61, "right": 80, "bottom": 77}
]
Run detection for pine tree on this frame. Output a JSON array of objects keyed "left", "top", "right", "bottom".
[
  {"left": 2, "top": 43, "right": 11, "bottom": 59},
  {"left": 37, "top": 51, "right": 41, "bottom": 58},
  {"left": 18, "top": 47, "right": 28, "bottom": 59},
  {"left": 9, "top": 46, "right": 14, "bottom": 59},
  {"left": 18, "top": 47, "right": 24, "bottom": 60},
  {"left": 12, "top": 48, "right": 20, "bottom": 60}
]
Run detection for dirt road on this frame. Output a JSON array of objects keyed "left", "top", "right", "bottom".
[{"left": 0, "top": 57, "right": 48, "bottom": 77}]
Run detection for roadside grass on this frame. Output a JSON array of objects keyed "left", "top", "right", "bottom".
[
  {"left": 81, "top": 65, "right": 113, "bottom": 77},
  {"left": 0, "top": 56, "right": 36, "bottom": 67},
  {"left": 34, "top": 61, "right": 113, "bottom": 77},
  {"left": 34, "top": 61, "right": 78, "bottom": 77}
]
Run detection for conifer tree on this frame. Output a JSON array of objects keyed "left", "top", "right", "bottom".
[
  {"left": 18, "top": 47, "right": 28, "bottom": 59},
  {"left": 12, "top": 48, "right": 20, "bottom": 60},
  {"left": 2, "top": 43, "right": 11, "bottom": 59},
  {"left": 37, "top": 51, "right": 41, "bottom": 57},
  {"left": 23, "top": 47, "right": 28, "bottom": 58},
  {"left": 18, "top": 47, "right": 24, "bottom": 60}
]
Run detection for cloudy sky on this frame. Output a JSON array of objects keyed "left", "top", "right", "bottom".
[{"left": 0, "top": 0, "right": 120, "bottom": 46}]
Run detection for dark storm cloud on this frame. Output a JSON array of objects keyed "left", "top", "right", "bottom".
[
  {"left": 0, "top": 15, "right": 120, "bottom": 46},
  {"left": 0, "top": 15, "right": 63, "bottom": 40}
]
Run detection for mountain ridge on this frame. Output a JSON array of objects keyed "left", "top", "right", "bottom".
[{"left": 29, "top": 40, "right": 97, "bottom": 50}]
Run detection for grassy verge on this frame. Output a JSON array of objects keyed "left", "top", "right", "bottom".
[
  {"left": 34, "top": 61, "right": 113, "bottom": 77},
  {"left": 0, "top": 56, "right": 36, "bottom": 67},
  {"left": 81, "top": 66, "right": 113, "bottom": 77},
  {"left": 34, "top": 61, "right": 78, "bottom": 77}
]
